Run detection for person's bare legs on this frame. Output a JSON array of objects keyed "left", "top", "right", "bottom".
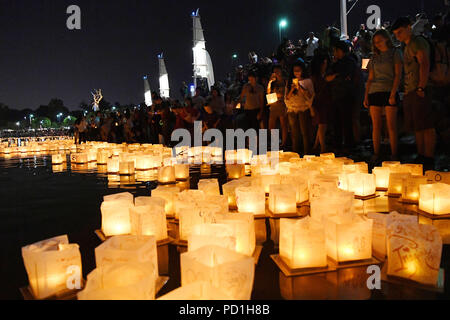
[
  {"left": 423, "top": 128, "right": 436, "bottom": 158},
  {"left": 385, "top": 106, "right": 398, "bottom": 157},
  {"left": 318, "top": 124, "right": 327, "bottom": 153},
  {"left": 279, "top": 113, "right": 289, "bottom": 148},
  {"left": 370, "top": 106, "right": 383, "bottom": 156}
]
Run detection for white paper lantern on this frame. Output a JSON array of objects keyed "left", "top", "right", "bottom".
[
  {"left": 346, "top": 173, "right": 376, "bottom": 197},
  {"left": 179, "top": 203, "right": 222, "bottom": 241},
  {"left": 235, "top": 186, "right": 266, "bottom": 215},
  {"left": 198, "top": 179, "right": 220, "bottom": 196},
  {"left": 401, "top": 175, "right": 428, "bottom": 203},
  {"left": 269, "top": 184, "right": 297, "bottom": 214},
  {"left": 373, "top": 167, "right": 390, "bottom": 190},
  {"left": 174, "top": 164, "right": 190, "bottom": 180},
  {"left": 310, "top": 189, "right": 354, "bottom": 223},
  {"left": 388, "top": 172, "right": 411, "bottom": 196},
  {"left": 101, "top": 200, "right": 134, "bottom": 236},
  {"left": 158, "top": 166, "right": 176, "bottom": 184},
  {"left": 107, "top": 158, "right": 120, "bottom": 174},
  {"left": 216, "top": 212, "right": 256, "bottom": 256},
  {"left": 119, "top": 161, "right": 135, "bottom": 175},
  {"left": 188, "top": 224, "right": 236, "bottom": 252},
  {"left": 419, "top": 183, "right": 450, "bottom": 215},
  {"left": 130, "top": 201, "right": 167, "bottom": 241},
  {"left": 151, "top": 186, "right": 180, "bottom": 217},
  {"left": 226, "top": 164, "right": 246, "bottom": 180}
]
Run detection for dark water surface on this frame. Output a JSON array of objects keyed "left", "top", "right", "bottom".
[{"left": 0, "top": 153, "right": 449, "bottom": 300}]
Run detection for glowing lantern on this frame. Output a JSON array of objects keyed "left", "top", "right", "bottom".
[
  {"left": 174, "top": 164, "right": 190, "bottom": 180},
  {"left": 373, "top": 167, "right": 390, "bottom": 190},
  {"left": 226, "top": 164, "right": 246, "bottom": 180},
  {"left": 320, "top": 153, "right": 335, "bottom": 159},
  {"left": 198, "top": 179, "right": 220, "bottom": 196},
  {"left": 387, "top": 220, "right": 442, "bottom": 286},
  {"left": 310, "top": 189, "right": 354, "bottom": 223},
  {"left": 87, "top": 150, "right": 97, "bottom": 162},
  {"left": 21, "top": 235, "right": 82, "bottom": 300},
  {"left": 235, "top": 186, "right": 266, "bottom": 215},
  {"left": 367, "top": 211, "right": 418, "bottom": 259},
  {"left": 269, "top": 184, "right": 297, "bottom": 214},
  {"left": 308, "top": 174, "right": 339, "bottom": 201},
  {"left": 179, "top": 203, "right": 221, "bottom": 241},
  {"left": 236, "top": 149, "right": 252, "bottom": 164},
  {"left": 425, "top": 170, "right": 450, "bottom": 184},
  {"left": 130, "top": 202, "right": 167, "bottom": 241},
  {"left": 101, "top": 200, "right": 133, "bottom": 236},
  {"left": 152, "top": 186, "right": 180, "bottom": 217},
  {"left": 207, "top": 195, "right": 229, "bottom": 214},
  {"left": 174, "top": 190, "right": 206, "bottom": 219},
  {"left": 216, "top": 212, "right": 256, "bottom": 256},
  {"left": 280, "top": 174, "right": 309, "bottom": 204},
  {"left": 325, "top": 215, "right": 373, "bottom": 263},
  {"left": 158, "top": 166, "right": 176, "bottom": 184},
  {"left": 180, "top": 245, "right": 255, "bottom": 300},
  {"left": 419, "top": 183, "right": 450, "bottom": 215},
  {"left": 279, "top": 217, "right": 327, "bottom": 269},
  {"left": 51, "top": 154, "right": 65, "bottom": 165},
  {"left": 78, "top": 262, "right": 155, "bottom": 300},
  {"left": 71, "top": 153, "right": 88, "bottom": 164},
  {"left": 119, "top": 161, "right": 135, "bottom": 176},
  {"left": 97, "top": 150, "right": 110, "bottom": 165},
  {"left": 158, "top": 281, "right": 231, "bottom": 300},
  {"left": 104, "top": 192, "right": 134, "bottom": 204},
  {"left": 402, "top": 163, "right": 423, "bottom": 176},
  {"left": 387, "top": 172, "right": 411, "bottom": 196},
  {"left": 188, "top": 224, "right": 236, "bottom": 252},
  {"left": 401, "top": 175, "right": 428, "bottom": 203},
  {"left": 254, "top": 172, "right": 281, "bottom": 194},
  {"left": 107, "top": 158, "right": 120, "bottom": 174},
  {"left": 382, "top": 161, "right": 401, "bottom": 169},
  {"left": 346, "top": 173, "right": 376, "bottom": 197}
]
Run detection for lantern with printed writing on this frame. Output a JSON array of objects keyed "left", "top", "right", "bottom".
[
  {"left": 308, "top": 174, "right": 339, "bottom": 202},
  {"left": 325, "top": 215, "right": 373, "bottom": 263},
  {"left": 373, "top": 167, "right": 390, "bottom": 190},
  {"left": 119, "top": 161, "right": 135, "bottom": 176},
  {"left": 216, "top": 212, "right": 256, "bottom": 256},
  {"left": 71, "top": 153, "right": 88, "bottom": 164},
  {"left": 367, "top": 212, "right": 417, "bottom": 259},
  {"left": 226, "top": 164, "right": 246, "bottom": 180},
  {"left": 180, "top": 245, "right": 255, "bottom": 300},
  {"left": 107, "top": 158, "right": 120, "bottom": 174},
  {"left": 174, "top": 190, "right": 206, "bottom": 219},
  {"left": 22, "top": 235, "right": 82, "bottom": 299},
  {"left": 51, "top": 154, "right": 65, "bottom": 165},
  {"left": 78, "top": 262, "right": 155, "bottom": 300},
  {"left": 269, "top": 184, "right": 297, "bottom": 214},
  {"left": 401, "top": 175, "right": 428, "bottom": 203},
  {"left": 152, "top": 186, "right": 180, "bottom": 217},
  {"left": 235, "top": 186, "right": 266, "bottom": 215},
  {"left": 174, "top": 163, "right": 190, "bottom": 180},
  {"left": 419, "top": 183, "right": 450, "bottom": 215},
  {"left": 402, "top": 163, "right": 423, "bottom": 176},
  {"left": 158, "top": 166, "right": 176, "bottom": 184},
  {"left": 346, "top": 173, "right": 376, "bottom": 197},
  {"left": 95, "top": 235, "right": 158, "bottom": 281},
  {"left": 130, "top": 201, "right": 167, "bottom": 241},
  {"left": 388, "top": 172, "right": 411, "bottom": 196},
  {"left": 101, "top": 200, "right": 134, "bottom": 237},
  {"left": 280, "top": 217, "right": 327, "bottom": 269},
  {"left": 179, "top": 203, "right": 222, "bottom": 241},
  {"left": 281, "top": 174, "right": 309, "bottom": 204},
  {"left": 188, "top": 224, "right": 236, "bottom": 252},
  {"left": 158, "top": 281, "right": 231, "bottom": 300},
  {"left": 198, "top": 179, "right": 220, "bottom": 196},
  {"left": 310, "top": 189, "right": 354, "bottom": 223},
  {"left": 425, "top": 170, "right": 450, "bottom": 184},
  {"left": 387, "top": 220, "right": 442, "bottom": 286}
]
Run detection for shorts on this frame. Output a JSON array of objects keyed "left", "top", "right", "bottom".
[
  {"left": 368, "top": 92, "right": 399, "bottom": 107},
  {"left": 403, "top": 89, "right": 435, "bottom": 132}
]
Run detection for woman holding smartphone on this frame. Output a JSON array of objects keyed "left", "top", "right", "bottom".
[
  {"left": 364, "top": 29, "right": 403, "bottom": 162},
  {"left": 285, "top": 60, "right": 315, "bottom": 155}
]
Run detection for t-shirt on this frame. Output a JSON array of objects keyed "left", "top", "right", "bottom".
[
  {"left": 242, "top": 83, "right": 264, "bottom": 110},
  {"left": 306, "top": 37, "right": 319, "bottom": 57},
  {"left": 404, "top": 35, "right": 430, "bottom": 94},
  {"left": 284, "top": 78, "right": 315, "bottom": 112},
  {"left": 368, "top": 48, "right": 403, "bottom": 94}
]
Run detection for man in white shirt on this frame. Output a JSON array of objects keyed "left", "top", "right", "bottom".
[{"left": 306, "top": 32, "right": 319, "bottom": 59}]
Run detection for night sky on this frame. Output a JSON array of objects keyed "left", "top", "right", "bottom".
[{"left": 0, "top": 0, "right": 444, "bottom": 110}]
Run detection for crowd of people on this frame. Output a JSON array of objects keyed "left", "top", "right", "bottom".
[{"left": 74, "top": 10, "right": 450, "bottom": 170}]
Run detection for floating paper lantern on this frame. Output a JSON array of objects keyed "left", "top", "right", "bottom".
[
  {"left": 308, "top": 175, "right": 340, "bottom": 201},
  {"left": 310, "top": 189, "right": 355, "bottom": 223},
  {"left": 130, "top": 201, "right": 167, "bottom": 241},
  {"left": 71, "top": 153, "right": 88, "bottom": 164},
  {"left": 179, "top": 203, "right": 222, "bottom": 241},
  {"left": 419, "top": 183, "right": 450, "bottom": 215},
  {"left": 320, "top": 153, "right": 335, "bottom": 159},
  {"left": 158, "top": 166, "right": 176, "bottom": 184},
  {"left": 226, "top": 164, "right": 246, "bottom": 180},
  {"left": 254, "top": 172, "right": 281, "bottom": 194},
  {"left": 22, "top": 235, "right": 82, "bottom": 299},
  {"left": 101, "top": 200, "right": 134, "bottom": 236},
  {"left": 216, "top": 212, "right": 256, "bottom": 256},
  {"left": 152, "top": 186, "right": 180, "bottom": 217},
  {"left": 280, "top": 217, "right": 327, "bottom": 269},
  {"left": 382, "top": 161, "right": 401, "bottom": 169},
  {"left": 401, "top": 175, "right": 428, "bottom": 203},
  {"left": 280, "top": 174, "right": 309, "bottom": 204},
  {"left": 387, "top": 172, "right": 411, "bottom": 196},
  {"left": 235, "top": 186, "right": 266, "bottom": 215},
  {"left": 180, "top": 245, "right": 255, "bottom": 300},
  {"left": 188, "top": 224, "right": 236, "bottom": 252},
  {"left": 425, "top": 170, "right": 450, "bottom": 184},
  {"left": 269, "top": 184, "right": 297, "bottom": 214},
  {"left": 107, "top": 158, "right": 120, "bottom": 174},
  {"left": 78, "top": 262, "right": 155, "bottom": 300},
  {"left": 51, "top": 154, "right": 65, "bottom": 165},
  {"left": 387, "top": 220, "right": 442, "bottom": 286},
  {"left": 367, "top": 212, "right": 418, "bottom": 259},
  {"left": 104, "top": 192, "right": 134, "bottom": 204},
  {"left": 87, "top": 150, "right": 97, "bottom": 162},
  {"left": 325, "top": 215, "right": 373, "bottom": 263},
  {"left": 236, "top": 149, "right": 252, "bottom": 164},
  {"left": 97, "top": 150, "right": 110, "bottom": 165},
  {"left": 373, "top": 167, "right": 390, "bottom": 190},
  {"left": 198, "top": 179, "right": 220, "bottom": 196},
  {"left": 346, "top": 173, "right": 376, "bottom": 197},
  {"left": 119, "top": 161, "right": 135, "bottom": 176},
  {"left": 402, "top": 163, "right": 423, "bottom": 176},
  {"left": 174, "top": 164, "right": 190, "bottom": 180},
  {"left": 95, "top": 235, "right": 158, "bottom": 281},
  {"left": 158, "top": 281, "right": 231, "bottom": 300}
]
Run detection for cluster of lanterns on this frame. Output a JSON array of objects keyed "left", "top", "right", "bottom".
[{"left": 16, "top": 144, "right": 449, "bottom": 299}]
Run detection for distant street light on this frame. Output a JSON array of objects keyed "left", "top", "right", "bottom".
[
  {"left": 279, "top": 19, "right": 288, "bottom": 43},
  {"left": 16, "top": 122, "right": 20, "bottom": 127},
  {"left": 232, "top": 54, "right": 238, "bottom": 59}
]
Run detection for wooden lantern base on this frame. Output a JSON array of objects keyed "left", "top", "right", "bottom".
[
  {"left": 20, "top": 280, "right": 85, "bottom": 300},
  {"left": 416, "top": 209, "right": 450, "bottom": 219},
  {"left": 271, "top": 254, "right": 337, "bottom": 277},
  {"left": 398, "top": 198, "right": 419, "bottom": 204},
  {"left": 387, "top": 193, "right": 401, "bottom": 198},
  {"left": 380, "top": 261, "right": 445, "bottom": 293},
  {"left": 355, "top": 194, "right": 379, "bottom": 200},
  {"left": 332, "top": 256, "right": 382, "bottom": 270}
]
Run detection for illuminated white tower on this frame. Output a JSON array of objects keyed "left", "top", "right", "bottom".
[
  {"left": 158, "top": 53, "right": 170, "bottom": 99},
  {"left": 143, "top": 76, "right": 152, "bottom": 107},
  {"left": 192, "top": 8, "right": 215, "bottom": 90}
]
